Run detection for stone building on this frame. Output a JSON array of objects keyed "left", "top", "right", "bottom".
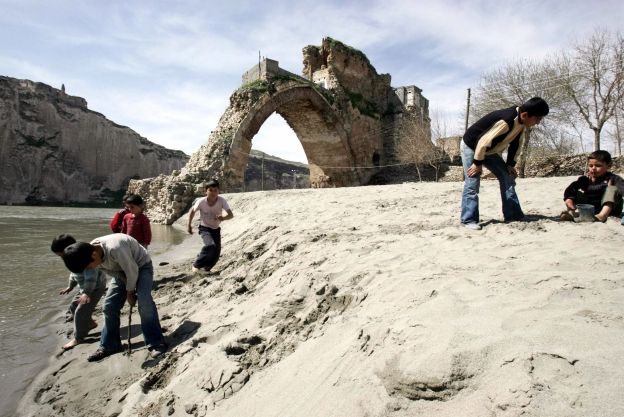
[{"left": 437, "top": 136, "right": 462, "bottom": 164}]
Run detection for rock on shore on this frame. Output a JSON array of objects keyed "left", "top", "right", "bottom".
[{"left": 18, "top": 176, "right": 624, "bottom": 417}]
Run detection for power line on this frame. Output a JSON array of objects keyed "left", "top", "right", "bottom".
[{"left": 480, "top": 61, "right": 623, "bottom": 91}]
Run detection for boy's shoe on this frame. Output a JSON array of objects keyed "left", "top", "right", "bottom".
[
  {"left": 463, "top": 223, "right": 482, "bottom": 230},
  {"left": 191, "top": 266, "right": 211, "bottom": 276},
  {"left": 148, "top": 343, "right": 168, "bottom": 359},
  {"left": 559, "top": 211, "right": 575, "bottom": 222},
  {"left": 87, "top": 346, "right": 123, "bottom": 362}
]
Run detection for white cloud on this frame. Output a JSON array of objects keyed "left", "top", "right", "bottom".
[
  {"left": 1, "top": 0, "right": 623, "bottom": 162},
  {"left": 0, "top": 57, "right": 57, "bottom": 84}
]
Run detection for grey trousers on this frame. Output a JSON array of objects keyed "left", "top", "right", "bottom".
[{"left": 73, "top": 285, "right": 106, "bottom": 340}]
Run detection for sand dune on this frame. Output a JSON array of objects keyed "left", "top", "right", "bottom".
[{"left": 18, "top": 176, "right": 624, "bottom": 417}]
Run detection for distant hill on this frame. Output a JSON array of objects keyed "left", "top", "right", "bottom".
[{"left": 244, "top": 149, "right": 310, "bottom": 191}]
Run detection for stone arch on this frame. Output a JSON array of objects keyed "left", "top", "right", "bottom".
[
  {"left": 129, "top": 40, "right": 433, "bottom": 225},
  {"left": 223, "top": 81, "right": 361, "bottom": 189}
]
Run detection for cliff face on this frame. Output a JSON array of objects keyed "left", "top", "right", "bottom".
[{"left": 0, "top": 76, "right": 189, "bottom": 205}]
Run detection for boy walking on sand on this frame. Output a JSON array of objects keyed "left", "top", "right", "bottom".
[
  {"left": 560, "top": 150, "right": 624, "bottom": 222},
  {"left": 460, "top": 97, "right": 550, "bottom": 230},
  {"left": 51, "top": 234, "right": 107, "bottom": 350},
  {"left": 187, "top": 179, "right": 233, "bottom": 274},
  {"left": 62, "top": 234, "right": 167, "bottom": 361}
]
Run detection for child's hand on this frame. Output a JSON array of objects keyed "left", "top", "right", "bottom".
[
  {"left": 78, "top": 294, "right": 91, "bottom": 305},
  {"left": 127, "top": 291, "right": 137, "bottom": 307},
  {"left": 564, "top": 198, "right": 576, "bottom": 211},
  {"left": 59, "top": 287, "right": 72, "bottom": 295},
  {"left": 467, "top": 163, "right": 482, "bottom": 177}
]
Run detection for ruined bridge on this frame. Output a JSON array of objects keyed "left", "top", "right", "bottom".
[{"left": 129, "top": 38, "right": 430, "bottom": 224}]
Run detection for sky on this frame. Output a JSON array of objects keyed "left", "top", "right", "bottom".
[{"left": 1, "top": 0, "right": 623, "bottom": 163}]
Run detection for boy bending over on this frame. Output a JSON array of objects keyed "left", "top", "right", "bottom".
[{"left": 63, "top": 234, "right": 167, "bottom": 361}]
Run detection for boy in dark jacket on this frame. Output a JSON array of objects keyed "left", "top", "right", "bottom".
[
  {"left": 561, "top": 150, "right": 624, "bottom": 222},
  {"left": 460, "top": 97, "right": 550, "bottom": 230}
]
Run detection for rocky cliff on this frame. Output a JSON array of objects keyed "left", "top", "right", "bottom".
[{"left": 0, "top": 76, "right": 189, "bottom": 205}]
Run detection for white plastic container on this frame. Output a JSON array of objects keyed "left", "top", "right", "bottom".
[{"left": 576, "top": 204, "right": 595, "bottom": 222}]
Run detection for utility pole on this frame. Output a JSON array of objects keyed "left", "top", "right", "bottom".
[
  {"left": 615, "top": 111, "right": 622, "bottom": 156},
  {"left": 464, "top": 88, "right": 471, "bottom": 132}
]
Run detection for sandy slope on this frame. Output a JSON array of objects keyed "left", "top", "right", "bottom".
[{"left": 18, "top": 176, "right": 624, "bottom": 417}]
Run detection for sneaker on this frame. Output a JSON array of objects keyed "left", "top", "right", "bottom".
[
  {"left": 148, "top": 343, "right": 168, "bottom": 359},
  {"left": 191, "top": 266, "right": 211, "bottom": 276},
  {"left": 87, "top": 346, "right": 123, "bottom": 362},
  {"left": 463, "top": 222, "right": 482, "bottom": 230}
]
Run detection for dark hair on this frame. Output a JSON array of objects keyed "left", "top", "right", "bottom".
[
  {"left": 125, "top": 194, "right": 144, "bottom": 205},
  {"left": 205, "top": 179, "right": 220, "bottom": 189},
  {"left": 519, "top": 97, "right": 549, "bottom": 117},
  {"left": 50, "top": 234, "right": 76, "bottom": 253},
  {"left": 588, "top": 150, "right": 612, "bottom": 165},
  {"left": 62, "top": 242, "right": 95, "bottom": 273}
]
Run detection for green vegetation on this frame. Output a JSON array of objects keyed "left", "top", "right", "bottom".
[
  {"left": 240, "top": 79, "right": 270, "bottom": 93},
  {"left": 345, "top": 89, "right": 380, "bottom": 119}
]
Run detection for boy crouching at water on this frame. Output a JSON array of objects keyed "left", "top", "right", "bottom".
[
  {"left": 560, "top": 150, "right": 624, "bottom": 223},
  {"left": 51, "top": 234, "right": 107, "bottom": 350},
  {"left": 62, "top": 234, "right": 167, "bottom": 362}
]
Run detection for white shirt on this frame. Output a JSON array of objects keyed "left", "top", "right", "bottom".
[{"left": 192, "top": 196, "right": 231, "bottom": 229}]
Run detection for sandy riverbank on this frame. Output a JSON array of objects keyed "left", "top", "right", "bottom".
[{"left": 17, "top": 176, "right": 624, "bottom": 417}]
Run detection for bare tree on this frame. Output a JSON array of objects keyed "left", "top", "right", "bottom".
[
  {"left": 395, "top": 111, "right": 441, "bottom": 181},
  {"left": 471, "top": 58, "right": 566, "bottom": 176},
  {"left": 556, "top": 29, "right": 624, "bottom": 151},
  {"left": 609, "top": 96, "right": 624, "bottom": 156}
]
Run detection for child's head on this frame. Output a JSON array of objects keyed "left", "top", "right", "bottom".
[
  {"left": 519, "top": 97, "right": 549, "bottom": 128},
  {"left": 62, "top": 242, "right": 98, "bottom": 273},
  {"left": 205, "top": 179, "right": 220, "bottom": 196},
  {"left": 588, "top": 150, "right": 612, "bottom": 165},
  {"left": 51, "top": 234, "right": 76, "bottom": 256},
  {"left": 587, "top": 150, "right": 612, "bottom": 179},
  {"left": 125, "top": 194, "right": 144, "bottom": 214}
]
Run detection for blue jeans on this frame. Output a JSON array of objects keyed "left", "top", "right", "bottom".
[
  {"left": 100, "top": 262, "right": 165, "bottom": 351},
  {"left": 460, "top": 144, "right": 524, "bottom": 224}
]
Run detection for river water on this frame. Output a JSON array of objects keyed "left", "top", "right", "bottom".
[{"left": 0, "top": 206, "right": 185, "bottom": 417}]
